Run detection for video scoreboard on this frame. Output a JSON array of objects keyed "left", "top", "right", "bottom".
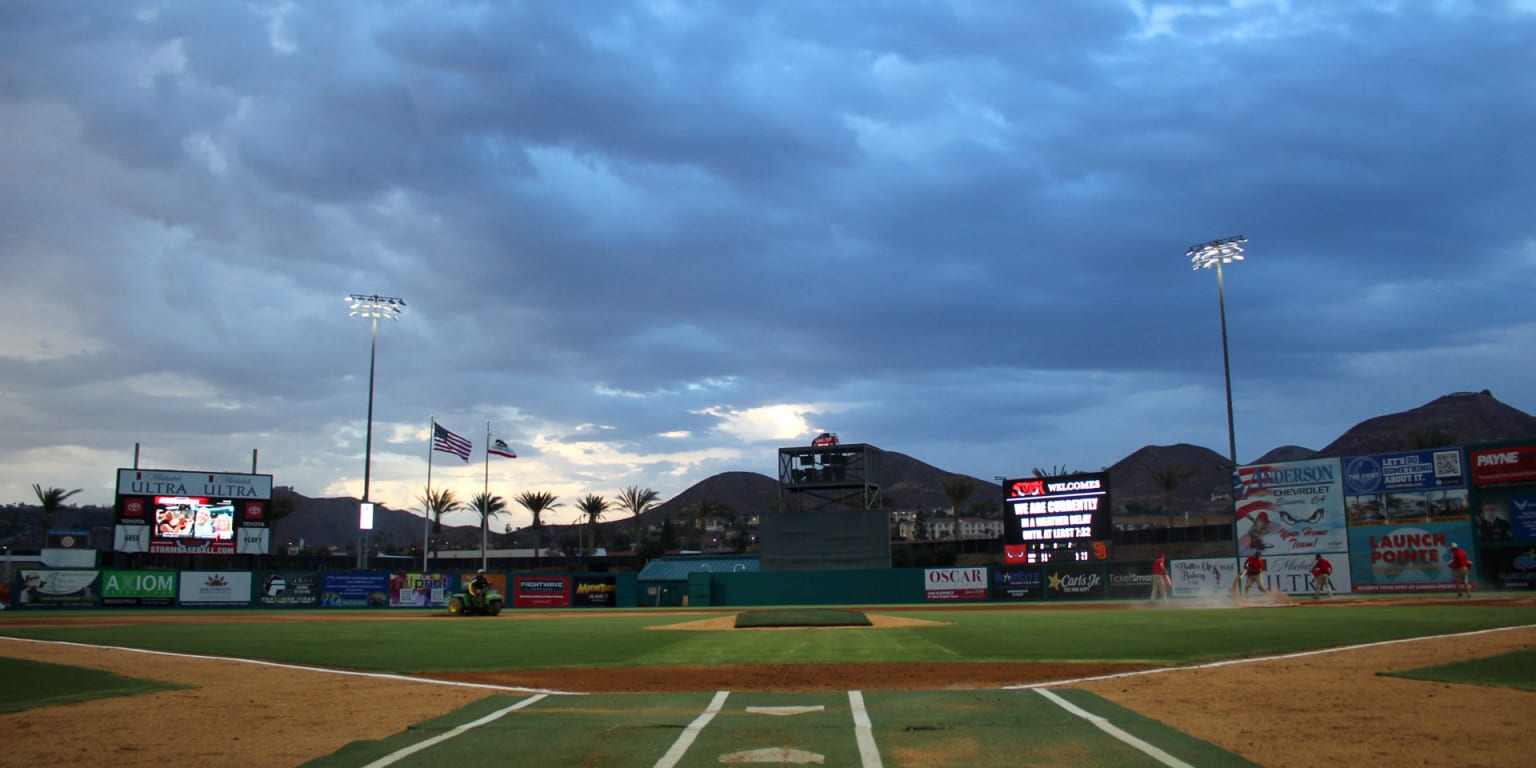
[{"left": 1003, "top": 472, "right": 1113, "bottom": 563}]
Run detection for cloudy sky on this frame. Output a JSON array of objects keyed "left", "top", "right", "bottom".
[{"left": 4, "top": 1, "right": 1533, "bottom": 530}]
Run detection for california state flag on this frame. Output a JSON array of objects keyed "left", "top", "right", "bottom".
[{"left": 488, "top": 437, "right": 518, "bottom": 459}]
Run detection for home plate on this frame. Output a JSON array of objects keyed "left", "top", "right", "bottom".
[
  {"left": 719, "top": 747, "right": 825, "bottom": 764},
  {"left": 745, "top": 705, "right": 825, "bottom": 716}
]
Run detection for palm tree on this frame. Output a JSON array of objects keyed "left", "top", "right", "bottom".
[
  {"left": 470, "top": 491, "right": 508, "bottom": 568},
  {"left": 32, "top": 484, "right": 81, "bottom": 535},
  {"left": 1153, "top": 464, "right": 1199, "bottom": 526},
  {"left": 940, "top": 475, "right": 978, "bottom": 519},
  {"left": 1031, "top": 465, "right": 1079, "bottom": 478},
  {"left": 575, "top": 494, "right": 611, "bottom": 557},
  {"left": 515, "top": 490, "right": 561, "bottom": 567},
  {"left": 416, "top": 487, "right": 465, "bottom": 562},
  {"left": 617, "top": 485, "right": 661, "bottom": 549}
]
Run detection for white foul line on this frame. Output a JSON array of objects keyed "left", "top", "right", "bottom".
[
  {"left": 362, "top": 694, "right": 547, "bottom": 768},
  {"left": 1035, "top": 688, "right": 1193, "bottom": 768},
  {"left": 653, "top": 690, "right": 730, "bottom": 768},
  {"left": 0, "top": 636, "right": 580, "bottom": 696},
  {"left": 847, "top": 690, "right": 884, "bottom": 768}
]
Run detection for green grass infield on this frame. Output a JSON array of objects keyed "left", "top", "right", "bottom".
[
  {"left": 0, "top": 656, "right": 187, "bottom": 714},
  {"left": 734, "top": 608, "right": 873, "bottom": 628},
  {"left": 1383, "top": 647, "right": 1536, "bottom": 692},
  {"left": 0, "top": 602, "right": 1530, "bottom": 676}
]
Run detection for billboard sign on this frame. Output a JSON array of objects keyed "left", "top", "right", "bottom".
[
  {"left": 114, "top": 468, "right": 273, "bottom": 555},
  {"left": 514, "top": 576, "right": 571, "bottom": 608},
  {"left": 100, "top": 570, "right": 176, "bottom": 607},
  {"left": 256, "top": 572, "right": 321, "bottom": 606},
  {"left": 1169, "top": 557, "right": 1239, "bottom": 599},
  {"left": 1234, "top": 458, "right": 1346, "bottom": 556},
  {"left": 989, "top": 566, "right": 1045, "bottom": 601},
  {"left": 1479, "top": 547, "right": 1536, "bottom": 590},
  {"left": 923, "top": 567, "right": 986, "bottom": 601},
  {"left": 320, "top": 572, "right": 389, "bottom": 607},
  {"left": 1468, "top": 444, "right": 1536, "bottom": 486},
  {"left": 572, "top": 576, "right": 618, "bottom": 607},
  {"left": 1002, "top": 473, "right": 1112, "bottom": 564},
  {"left": 390, "top": 573, "right": 450, "bottom": 607},
  {"left": 1346, "top": 521, "right": 1475, "bottom": 593},
  {"left": 1043, "top": 563, "right": 1105, "bottom": 600},
  {"left": 178, "top": 571, "right": 252, "bottom": 606},
  {"left": 16, "top": 570, "right": 99, "bottom": 608}
]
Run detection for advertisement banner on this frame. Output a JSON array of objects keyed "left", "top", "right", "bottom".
[
  {"left": 1344, "top": 449, "right": 1465, "bottom": 494},
  {"left": 572, "top": 575, "right": 618, "bottom": 607},
  {"left": 256, "top": 571, "right": 321, "bottom": 607},
  {"left": 390, "top": 573, "right": 451, "bottom": 607},
  {"left": 178, "top": 571, "right": 252, "bottom": 606},
  {"left": 16, "top": 570, "right": 99, "bottom": 608},
  {"left": 1347, "top": 521, "right": 1476, "bottom": 592},
  {"left": 1169, "top": 558, "right": 1239, "bottom": 599},
  {"left": 1261, "top": 553, "right": 1353, "bottom": 595},
  {"left": 1235, "top": 458, "right": 1346, "bottom": 556},
  {"left": 237, "top": 528, "right": 270, "bottom": 555},
  {"left": 321, "top": 572, "right": 389, "bottom": 607},
  {"left": 989, "top": 566, "right": 1045, "bottom": 601},
  {"left": 1474, "top": 494, "right": 1536, "bottom": 542},
  {"left": 1043, "top": 563, "right": 1105, "bottom": 600},
  {"left": 1106, "top": 561, "right": 1154, "bottom": 600},
  {"left": 100, "top": 570, "right": 176, "bottom": 607},
  {"left": 923, "top": 567, "right": 987, "bottom": 601},
  {"left": 1468, "top": 444, "right": 1536, "bottom": 486},
  {"left": 1478, "top": 546, "right": 1536, "bottom": 590},
  {"left": 514, "top": 576, "right": 571, "bottom": 608}
]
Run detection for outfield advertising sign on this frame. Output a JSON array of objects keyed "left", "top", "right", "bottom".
[
  {"left": 16, "top": 570, "right": 99, "bottom": 608},
  {"left": 101, "top": 570, "right": 176, "bottom": 606},
  {"left": 924, "top": 567, "right": 986, "bottom": 601},
  {"left": 1347, "top": 521, "right": 1475, "bottom": 592},
  {"left": 1169, "top": 558, "right": 1239, "bottom": 598},
  {"left": 1106, "top": 561, "right": 1153, "bottom": 600},
  {"left": 1261, "top": 553, "right": 1352, "bottom": 595},
  {"left": 321, "top": 572, "right": 389, "bottom": 607},
  {"left": 1235, "top": 458, "right": 1346, "bottom": 557},
  {"left": 1473, "top": 493, "right": 1536, "bottom": 542},
  {"left": 1043, "top": 563, "right": 1105, "bottom": 600},
  {"left": 514, "top": 576, "right": 571, "bottom": 608},
  {"left": 1479, "top": 546, "right": 1536, "bottom": 589},
  {"left": 178, "top": 571, "right": 252, "bottom": 606},
  {"left": 572, "top": 575, "right": 618, "bottom": 607},
  {"left": 390, "top": 573, "right": 450, "bottom": 607},
  {"left": 989, "top": 566, "right": 1044, "bottom": 600},
  {"left": 256, "top": 571, "right": 321, "bottom": 606}
]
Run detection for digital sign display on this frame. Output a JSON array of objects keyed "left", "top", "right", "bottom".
[
  {"left": 114, "top": 468, "right": 273, "bottom": 555},
  {"left": 1003, "top": 472, "right": 1112, "bottom": 563}
]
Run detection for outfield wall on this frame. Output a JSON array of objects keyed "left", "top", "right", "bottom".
[{"left": 7, "top": 559, "right": 1372, "bottom": 610}]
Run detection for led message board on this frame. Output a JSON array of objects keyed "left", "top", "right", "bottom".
[{"left": 1002, "top": 472, "right": 1113, "bottom": 563}]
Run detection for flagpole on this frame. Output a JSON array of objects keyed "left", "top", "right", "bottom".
[
  {"left": 482, "top": 421, "right": 490, "bottom": 570},
  {"left": 423, "top": 416, "right": 434, "bottom": 572}
]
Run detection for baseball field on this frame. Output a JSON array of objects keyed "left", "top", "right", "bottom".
[{"left": 1, "top": 594, "right": 1532, "bottom": 767}]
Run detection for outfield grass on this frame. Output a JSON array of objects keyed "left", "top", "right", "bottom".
[
  {"left": 0, "top": 603, "right": 1529, "bottom": 673},
  {"left": 1384, "top": 647, "right": 1536, "bottom": 691},
  {"left": 0, "top": 657, "right": 186, "bottom": 714}
]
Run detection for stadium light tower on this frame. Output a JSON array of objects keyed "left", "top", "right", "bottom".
[
  {"left": 347, "top": 294, "right": 406, "bottom": 568},
  {"left": 1187, "top": 236, "right": 1246, "bottom": 469}
]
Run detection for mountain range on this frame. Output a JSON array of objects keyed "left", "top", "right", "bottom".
[{"left": 8, "top": 390, "right": 1536, "bottom": 552}]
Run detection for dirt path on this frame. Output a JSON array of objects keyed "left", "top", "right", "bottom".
[{"left": 2, "top": 604, "right": 1532, "bottom": 767}]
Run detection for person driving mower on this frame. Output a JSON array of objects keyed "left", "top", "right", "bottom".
[{"left": 467, "top": 569, "right": 489, "bottom": 608}]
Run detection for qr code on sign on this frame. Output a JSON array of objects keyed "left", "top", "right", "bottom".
[{"left": 1433, "top": 450, "right": 1462, "bottom": 479}]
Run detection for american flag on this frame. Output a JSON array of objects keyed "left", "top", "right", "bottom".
[
  {"left": 432, "top": 423, "right": 472, "bottom": 462},
  {"left": 488, "top": 437, "right": 518, "bottom": 459}
]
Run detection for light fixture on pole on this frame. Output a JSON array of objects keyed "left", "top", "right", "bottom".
[
  {"left": 347, "top": 293, "right": 406, "bottom": 569},
  {"left": 1187, "top": 236, "right": 1246, "bottom": 470}
]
